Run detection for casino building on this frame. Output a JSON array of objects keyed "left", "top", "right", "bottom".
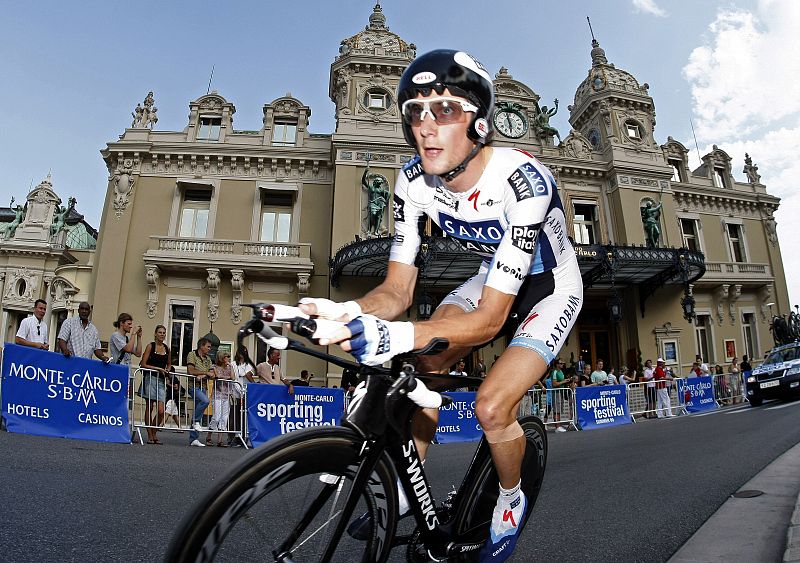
[{"left": 0, "top": 4, "right": 790, "bottom": 382}]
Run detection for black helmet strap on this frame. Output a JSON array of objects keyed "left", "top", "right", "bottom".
[{"left": 441, "top": 142, "right": 483, "bottom": 183}]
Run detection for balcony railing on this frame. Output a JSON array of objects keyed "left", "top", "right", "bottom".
[
  {"left": 144, "top": 236, "right": 312, "bottom": 274},
  {"left": 698, "top": 261, "right": 771, "bottom": 283}
]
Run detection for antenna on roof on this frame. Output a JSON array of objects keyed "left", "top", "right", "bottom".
[
  {"left": 689, "top": 117, "right": 702, "bottom": 165},
  {"left": 587, "top": 17, "right": 596, "bottom": 41},
  {"left": 206, "top": 65, "right": 215, "bottom": 95}
]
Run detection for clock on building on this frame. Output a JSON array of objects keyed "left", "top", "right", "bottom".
[{"left": 493, "top": 104, "right": 528, "bottom": 138}]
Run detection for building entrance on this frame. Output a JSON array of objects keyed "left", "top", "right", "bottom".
[{"left": 578, "top": 329, "right": 611, "bottom": 372}]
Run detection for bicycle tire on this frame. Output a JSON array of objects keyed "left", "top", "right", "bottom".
[
  {"left": 165, "top": 426, "right": 398, "bottom": 563},
  {"left": 452, "top": 416, "right": 547, "bottom": 560}
]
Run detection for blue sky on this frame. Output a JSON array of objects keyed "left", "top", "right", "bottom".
[{"left": 2, "top": 0, "right": 798, "bottom": 306}]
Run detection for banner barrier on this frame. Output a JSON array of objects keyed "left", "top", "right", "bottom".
[
  {"left": 1, "top": 344, "right": 130, "bottom": 443},
  {"left": 678, "top": 376, "right": 717, "bottom": 413},
  {"left": 435, "top": 391, "right": 482, "bottom": 443},
  {"left": 575, "top": 385, "right": 632, "bottom": 430},
  {"left": 247, "top": 384, "right": 344, "bottom": 447}
]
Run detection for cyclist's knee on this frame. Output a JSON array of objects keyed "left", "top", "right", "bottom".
[{"left": 475, "top": 394, "right": 516, "bottom": 432}]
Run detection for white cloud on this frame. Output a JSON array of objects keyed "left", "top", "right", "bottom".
[
  {"left": 683, "top": 0, "right": 800, "bottom": 307},
  {"left": 632, "top": 0, "right": 667, "bottom": 17}
]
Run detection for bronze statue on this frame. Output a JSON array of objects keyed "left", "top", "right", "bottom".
[
  {"left": 641, "top": 199, "right": 663, "bottom": 248},
  {"left": 2, "top": 203, "right": 26, "bottom": 239},
  {"left": 533, "top": 98, "right": 561, "bottom": 143},
  {"left": 51, "top": 197, "right": 76, "bottom": 237},
  {"left": 361, "top": 162, "right": 390, "bottom": 236}
]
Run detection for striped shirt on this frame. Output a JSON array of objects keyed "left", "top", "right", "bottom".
[{"left": 58, "top": 317, "right": 102, "bottom": 359}]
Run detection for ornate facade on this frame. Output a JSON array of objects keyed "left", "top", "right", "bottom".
[{"left": 3, "top": 4, "right": 789, "bottom": 381}]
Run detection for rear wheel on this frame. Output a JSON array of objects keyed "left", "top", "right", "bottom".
[
  {"left": 166, "top": 426, "right": 398, "bottom": 563},
  {"left": 451, "top": 416, "right": 547, "bottom": 560}
]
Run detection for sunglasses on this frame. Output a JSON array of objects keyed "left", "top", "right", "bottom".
[{"left": 401, "top": 96, "right": 478, "bottom": 126}]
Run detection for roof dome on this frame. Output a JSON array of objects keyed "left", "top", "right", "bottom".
[
  {"left": 571, "top": 39, "right": 650, "bottom": 114},
  {"left": 337, "top": 2, "right": 415, "bottom": 57}
]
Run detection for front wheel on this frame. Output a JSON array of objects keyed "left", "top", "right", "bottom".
[{"left": 165, "top": 426, "right": 398, "bottom": 563}]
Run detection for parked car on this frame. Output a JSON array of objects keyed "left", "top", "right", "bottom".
[{"left": 745, "top": 341, "right": 800, "bottom": 406}]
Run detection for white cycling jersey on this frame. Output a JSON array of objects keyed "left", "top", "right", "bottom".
[
  {"left": 389, "top": 147, "right": 583, "bottom": 363},
  {"left": 390, "top": 147, "right": 576, "bottom": 296}
]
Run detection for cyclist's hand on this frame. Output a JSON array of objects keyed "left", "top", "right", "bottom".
[
  {"left": 339, "top": 314, "right": 414, "bottom": 366},
  {"left": 298, "top": 297, "right": 362, "bottom": 322}
]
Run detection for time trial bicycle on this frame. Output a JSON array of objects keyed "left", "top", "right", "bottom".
[{"left": 165, "top": 304, "right": 547, "bottom": 562}]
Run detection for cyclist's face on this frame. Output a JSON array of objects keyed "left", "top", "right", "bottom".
[{"left": 410, "top": 89, "right": 476, "bottom": 180}]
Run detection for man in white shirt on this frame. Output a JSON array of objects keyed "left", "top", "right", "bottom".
[
  {"left": 15, "top": 299, "right": 49, "bottom": 350},
  {"left": 590, "top": 359, "right": 609, "bottom": 385},
  {"left": 696, "top": 354, "right": 710, "bottom": 376}
]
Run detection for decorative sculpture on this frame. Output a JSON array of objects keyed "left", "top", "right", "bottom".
[
  {"left": 743, "top": 153, "right": 761, "bottom": 184},
  {"left": 111, "top": 158, "right": 136, "bottom": 217},
  {"left": 50, "top": 197, "right": 76, "bottom": 237},
  {"left": 132, "top": 91, "right": 158, "bottom": 129},
  {"left": 361, "top": 158, "right": 390, "bottom": 236},
  {"left": 641, "top": 196, "right": 663, "bottom": 248},
  {"left": 533, "top": 99, "right": 561, "bottom": 143},
  {"left": 1, "top": 203, "right": 26, "bottom": 239}
]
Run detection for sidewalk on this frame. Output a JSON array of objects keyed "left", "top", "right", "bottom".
[{"left": 668, "top": 441, "right": 800, "bottom": 562}]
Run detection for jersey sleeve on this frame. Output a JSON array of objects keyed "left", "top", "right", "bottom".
[
  {"left": 484, "top": 159, "right": 555, "bottom": 295},
  {"left": 388, "top": 161, "right": 424, "bottom": 266}
]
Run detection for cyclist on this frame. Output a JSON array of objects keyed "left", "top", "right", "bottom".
[{"left": 300, "top": 49, "right": 583, "bottom": 562}]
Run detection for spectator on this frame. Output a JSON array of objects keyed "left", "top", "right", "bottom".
[
  {"left": 164, "top": 368, "right": 184, "bottom": 432},
  {"left": 57, "top": 301, "right": 109, "bottom": 362},
  {"left": 643, "top": 359, "right": 656, "bottom": 418},
  {"left": 727, "top": 357, "right": 741, "bottom": 405},
  {"left": 450, "top": 359, "right": 469, "bottom": 392},
  {"left": 550, "top": 358, "right": 569, "bottom": 432},
  {"left": 714, "top": 364, "right": 724, "bottom": 375},
  {"left": 257, "top": 348, "right": 294, "bottom": 394},
  {"left": 229, "top": 346, "right": 254, "bottom": 446},
  {"left": 341, "top": 368, "right": 359, "bottom": 397},
  {"left": 591, "top": 359, "right": 608, "bottom": 385},
  {"left": 654, "top": 358, "right": 673, "bottom": 418},
  {"left": 578, "top": 363, "right": 592, "bottom": 387},
  {"left": 139, "top": 325, "right": 170, "bottom": 444},
  {"left": 740, "top": 355, "right": 753, "bottom": 374},
  {"left": 110, "top": 313, "right": 143, "bottom": 365},
  {"left": 206, "top": 351, "right": 233, "bottom": 447},
  {"left": 688, "top": 362, "right": 703, "bottom": 377},
  {"left": 186, "top": 337, "right": 214, "bottom": 447},
  {"left": 696, "top": 354, "right": 710, "bottom": 376},
  {"left": 473, "top": 355, "right": 487, "bottom": 378},
  {"left": 619, "top": 367, "right": 636, "bottom": 386},
  {"left": 576, "top": 354, "right": 586, "bottom": 376},
  {"left": 291, "top": 370, "right": 312, "bottom": 387},
  {"left": 607, "top": 366, "right": 619, "bottom": 385},
  {"left": 15, "top": 299, "right": 49, "bottom": 350}
]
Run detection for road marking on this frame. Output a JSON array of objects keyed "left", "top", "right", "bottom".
[
  {"left": 765, "top": 400, "right": 800, "bottom": 411},
  {"left": 690, "top": 406, "right": 749, "bottom": 418}
]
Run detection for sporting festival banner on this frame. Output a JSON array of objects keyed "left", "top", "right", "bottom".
[
  {"left": 575, "top": 385, "right": 632, "bottom": 430},
  {"left": 1, "top": 344, "right": 130, "bottom": 443},
  {"left": 247, "top": 384, "right": 345, "bottom": 447},
  {"left": 677, "top": 376, "right": 717, "bottom": 413},
  {"left": 435, "top": 391, "right": 483, "bottom": 443}
]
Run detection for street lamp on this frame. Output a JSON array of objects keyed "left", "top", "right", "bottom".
[
  {"left": 679, "top": 253, "right": 696, "bottom": 323},
  {"left": 606, "top": 250, "right": 622, "bottom": 323}
]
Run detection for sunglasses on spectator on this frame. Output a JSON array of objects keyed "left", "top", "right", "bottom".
[{"left": 401, "top": 96, "right": 478, "bottom": 126}]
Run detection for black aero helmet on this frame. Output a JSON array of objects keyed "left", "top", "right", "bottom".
[{"left": 397, "top": 49, "right": 494, "bottom": 149}]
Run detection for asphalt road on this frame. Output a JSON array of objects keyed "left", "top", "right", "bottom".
[{"left": 1, "top": 398, "right": 799, "bottom": 562}]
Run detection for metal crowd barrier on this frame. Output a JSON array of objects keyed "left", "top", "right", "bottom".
[
  {"left": 129, "top": 368, "right": 247, "bottom": 448},
  {"left": 625, "top": 380, "right": 684, "bottom": 419},
  {"left": 519, "top": 387, "right": 578, "bottom": 431},
  {"left": 712, "top": 373, "right": 745, "bottom": 406}
]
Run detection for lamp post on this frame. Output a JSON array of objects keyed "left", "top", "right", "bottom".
[
  {"left": 607, "top": 250, "right": 622, "bottom": 324},
  {"left": 679, "top": 253, "right": 696, "bottom": 323}
]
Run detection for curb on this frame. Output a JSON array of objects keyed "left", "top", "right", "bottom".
[{"left": 786, "top": 493, "right": 800, "bottom": 562}]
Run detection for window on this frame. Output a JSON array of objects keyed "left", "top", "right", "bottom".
[
  {"left": 178, "top": 189, "right": 211, "bottom": 238},
  {"left": 695, "top": 314, "right": 713, "bottom": 364},
  {"left": 669, "top": 159, "right": 684, "bottom": 182},
  {"left": 364, "top": 88, "right": 390, "bottom": 110},
  {"left": 272, "top": 121, "right": 297, "bottom": 146},
  {"left": 680, "top": 218, "right": 699, "bottom": 252},
  {"left": 572, "top": 203, "right": 597, "bottom": 244},
  {"left": 742, "top": 312, "right": 756, "bottom": 360},
  {"left": 713, "top": 167, "right": 727, "bottom": 189},
  {"left": 625, "top": 121, "right": 642, "bottom": 140},
  {"left": 727, "top": 223, "right": 745, "bottom": 262},
  {"left": 197, "top": 117, "right": 221, "bottom": 141},
  {"left": 170, "top": 304, "right": 195, "bottom": 367},
  {"left": 260, "top": 191, "right": 293, "bottom": 242}
]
